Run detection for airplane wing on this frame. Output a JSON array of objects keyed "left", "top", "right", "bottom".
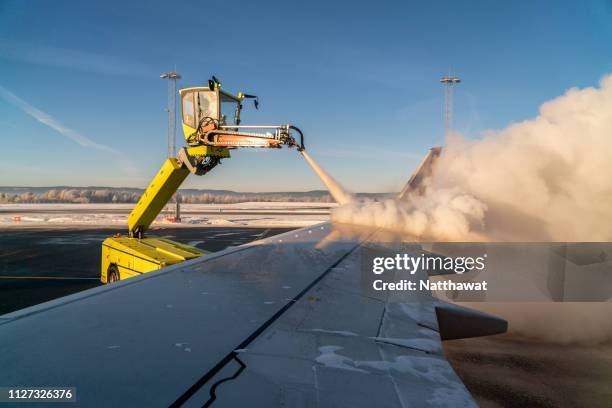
[{"left": 0, "top": 223, "right": 506, "bottom": 407}]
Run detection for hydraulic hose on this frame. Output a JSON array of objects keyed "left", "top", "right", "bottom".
[{"left": 289, "top": 125, "right": 305, "bottom": 151}]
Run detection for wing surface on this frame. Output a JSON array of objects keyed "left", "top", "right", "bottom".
[{"left": 0, "top": 223, "right": 502, "bottom": 407}]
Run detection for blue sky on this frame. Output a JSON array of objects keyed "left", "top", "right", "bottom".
[{"left": 0, "top": 0, "right": 610, "bottom": 192}]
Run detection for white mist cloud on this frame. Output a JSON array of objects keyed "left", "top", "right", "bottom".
[
  {"left": 304, "top": 76, "right": 612, "bottom": 345},
  {"left": 333, "top": 74, "right": 612, "bottom": 242}
]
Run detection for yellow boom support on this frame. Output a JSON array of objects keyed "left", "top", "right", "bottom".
[
  {"left": 101, "top": 147, "right": 230, "bottom": 283},
  {"left": 128, "top": 158, "right": 189, "bottom": 238}
]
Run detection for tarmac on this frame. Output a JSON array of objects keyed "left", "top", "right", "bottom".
[{"left": 0, "top": 226, "right": 291, "bottom": 315}]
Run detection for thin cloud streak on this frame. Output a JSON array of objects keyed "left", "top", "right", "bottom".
[
  {"left": 0, "top": 84, "right": 116, "bottom": 152},
  {"left": 0, "top": 40, "right": 153, "bottom": 77},
  {"left": 0, "top": 84, "right": 138, "bottom": 174}
]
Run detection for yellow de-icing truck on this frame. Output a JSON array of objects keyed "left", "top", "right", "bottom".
[{"left": 101, "top": 77, "right": 304, "bottom": 283}]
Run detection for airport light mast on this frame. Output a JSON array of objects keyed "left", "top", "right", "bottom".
[
  {"left": 160, "top": 71, "right": 181, "bottom": 158},
  {"left": 440, "top": 75, "right": 461, "bottom": 138},
  {"left": 160, "top": 71, "right": 182, "bottom": 222}
]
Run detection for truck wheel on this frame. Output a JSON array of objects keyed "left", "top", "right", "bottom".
[{"left": 107, "top": 265, "right": 120, "bottom": 283}]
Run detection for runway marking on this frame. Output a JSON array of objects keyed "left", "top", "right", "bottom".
[{"left": 0, "top": 276, "right": 98, "bottom": 280}]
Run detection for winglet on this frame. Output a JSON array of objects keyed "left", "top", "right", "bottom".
[{"left": 435, "top": 302, "right": 508, "bottom": 340}]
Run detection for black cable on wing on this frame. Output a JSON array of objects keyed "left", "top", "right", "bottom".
[
  {"left": 169, "top": 241, "right": 364, "bottom": 408},
  {"left": 201, "top": 354, "right": 246, "bottom": 408}
]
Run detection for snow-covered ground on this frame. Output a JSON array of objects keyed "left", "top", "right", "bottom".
[{"left": 0, "top": 202, "right": 334, "bottom": 228}]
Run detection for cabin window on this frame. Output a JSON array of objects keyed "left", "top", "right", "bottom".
[{"left": 182, "top": 92, "right": 195, "bottom": 128}]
